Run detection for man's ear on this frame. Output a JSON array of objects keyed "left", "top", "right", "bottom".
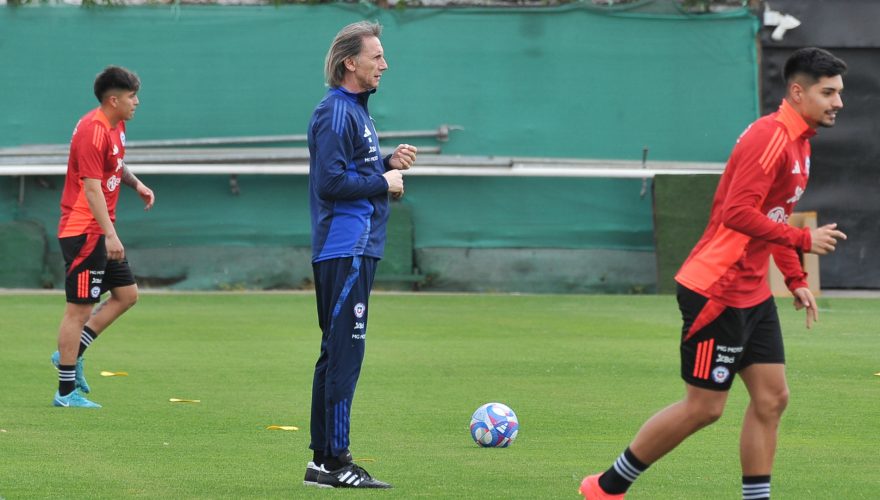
[
  {"left": 789, "top": 81, "right": 804, "bottom": 104},
  {"left": 344, "top": 56, "right": 357, "bottom": 72}
]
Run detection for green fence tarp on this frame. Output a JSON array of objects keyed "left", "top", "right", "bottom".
[
  {"left": 652, "top": 174, "right": 718, "bottom": 293},
  {"left": 0, "top": 4, "right": 759, "bottom": 292},
  {"left": 4, "top": 173, "right": 654, "bottom": 291},
  {"left": 8, "top": 174, "right": 652, "bottom": 249},
  {"left": 0, "top": 4, "right": 758, "bottom": 162},
  {"left": 405, "top": 176, "right": 653, "bottom": 250}
]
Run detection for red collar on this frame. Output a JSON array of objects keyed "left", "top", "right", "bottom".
[{"left": 775, "top": 99, "right": 815, "bottom": 140}]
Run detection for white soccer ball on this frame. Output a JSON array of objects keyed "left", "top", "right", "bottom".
[{"left": 469, "top": 402, "right": 519, "bottom": 448}]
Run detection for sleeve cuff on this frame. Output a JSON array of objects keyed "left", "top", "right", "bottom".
[
  {"left": 786, "top": 273, "right": 809, "bottom": 292},
  {"left": 799, "top": 226, "right": 812, "bottom": 253}
]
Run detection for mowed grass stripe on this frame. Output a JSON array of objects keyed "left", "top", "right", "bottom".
[{"left": 0, "top": 293, "right": 876, "bottom": 498}]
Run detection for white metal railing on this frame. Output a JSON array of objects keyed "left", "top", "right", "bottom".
[
  {"left": 1, "top": 129, "right": 725, "bottom": 204},
  {"left": 0, "top": 155, "right": 724, "bottom": 178}
]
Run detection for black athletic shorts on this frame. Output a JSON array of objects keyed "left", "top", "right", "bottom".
[
  {"left": 59, "top": 234, "right": 136, "bottom": 304},
  {"left": 677, "top": 284, "right": 784, "bottom": 391}
]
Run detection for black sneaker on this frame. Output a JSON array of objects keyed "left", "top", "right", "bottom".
[
  {"left": 303, "top": 461, "right": 325, "bottom": 487},
  {"left": 316, "top": 463, "right": 392, "bottom": 489}
]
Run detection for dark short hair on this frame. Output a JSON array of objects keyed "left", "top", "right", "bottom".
[
  {"left": 93, "top": 65, "right": 140, "bottom": 102},
  {"left": 783, "top": 48, "right": 847, "bottom": 85}
]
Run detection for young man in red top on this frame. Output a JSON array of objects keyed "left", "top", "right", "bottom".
[
  {"left": 580, "top": 47, "right": 848, "bottom": 500},
  {"left": 51, "top": 66, "right": 155, "bottom": 408}
]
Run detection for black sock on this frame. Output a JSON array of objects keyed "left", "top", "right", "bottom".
[
  {"left": 58, "top": 364, "right": 76, "bottom": 395},
  {"left": 312, "top": 450, "right": 325, "bottom": 466},
  {"left": 324, "top": 449, "right": 353, "bottom": 471},
  {"left": 743, "top": 475, "right": 771, "bottom": 500},
  {"left": 599, "top": 447, "right": 649, "bottom": 494},
  {"left": 78, "top": 326, "right": 97, "bottom": 357}
]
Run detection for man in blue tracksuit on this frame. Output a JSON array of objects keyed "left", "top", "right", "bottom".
[{"left": 303, "top": 20, "right": 418, "bottom": 489}]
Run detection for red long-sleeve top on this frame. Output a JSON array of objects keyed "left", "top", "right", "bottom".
[{"left": 676, "top": 99, "right": 814, "bottom": 308}]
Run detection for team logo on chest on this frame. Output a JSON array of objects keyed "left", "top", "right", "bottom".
[{"left": 767, "top": 207, "right": 787, "bottom": 223}]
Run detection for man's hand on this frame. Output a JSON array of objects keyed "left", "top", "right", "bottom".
[
  {"left": 809, "top": 223, "right": 846, "bottom": 255},
  {"left": 792, "top": 287, "right": 818, "bottom": 329},
  {"left": 383, "top": 169, "right": 404, "bottom": 199},
  {"left": 387, "top": 144, "right": 418, "bottom": 170},
  {"left": 105, "top": 233, "right": 125, "bottom": 261},
  {"left": 137, "top": 183, "right": 155, "bottom": 210}
]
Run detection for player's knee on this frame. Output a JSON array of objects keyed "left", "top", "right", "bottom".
[
  {"left": 684, "top": 386, "right": 727, "bottom": 427},
  {"left": 686, "top": 399, "right": 725, "bottom": 427},
  {"left": 65, "top": 303, "right": 94, "bottom": 324},
  {"left": 776, "top": 387, "right": 790, "bottom": 413},
  {"left": 755, "top": 387, "right": 789, "bottom": 420},
  {"left": 114, "top": 286, "right": 139, "bottom": 309},
  {"left": 124, "top": 291, "right": 139, "bottom": 309},
  {"left": 699, "top": 405, "right": 725, "bottom": 426}
]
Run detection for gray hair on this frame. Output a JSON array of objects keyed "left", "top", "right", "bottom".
[{"left": 324, "top": 21, "right": 383, "bottom": 88}]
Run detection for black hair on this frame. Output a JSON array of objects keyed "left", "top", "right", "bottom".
[
  {"left": 93, "top": 65, "right": 140, "bottom": 103},
  {"left": 783, "top": 47, "right": 847, "bottom": 85}
]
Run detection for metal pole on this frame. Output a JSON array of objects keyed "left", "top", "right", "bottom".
[
  {"left": 122, "top": 125, "right": 461, "bottom": 148},
  {"left": 0, "top": 125, "right": 461, "bottom": 154}
]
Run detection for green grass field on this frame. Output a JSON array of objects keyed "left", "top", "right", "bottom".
[{"left": 1, "top": 292, "right": 877, "bottom": 499}]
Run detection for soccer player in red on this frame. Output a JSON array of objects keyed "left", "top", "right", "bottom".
[
  {"left": 51, "top": 66, "right": 155, "bottom": 408},
  {"left": 580, "top": 48, "right": 848, "bottom": 500}
]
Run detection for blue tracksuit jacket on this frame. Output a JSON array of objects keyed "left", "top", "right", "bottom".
[{"left": 308, "top": 87, "right": 390, "bottom": 263}]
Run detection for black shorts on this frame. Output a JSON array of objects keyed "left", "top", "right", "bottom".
[
  {"left": 59, "top": 234, "right": 136, "bottom": 304},
  {"left": 677, "top": 284, "right": 784, "bottom": 391}
]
